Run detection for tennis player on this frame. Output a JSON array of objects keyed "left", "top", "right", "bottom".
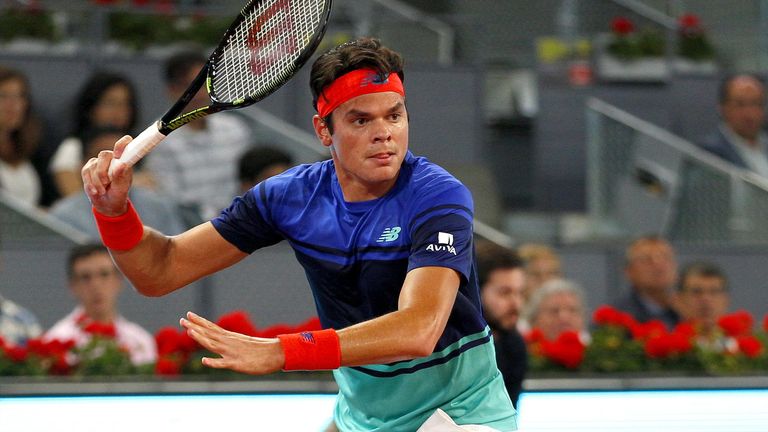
[{"left": 82, "top": 37, "right": 517, "bottom": 431}]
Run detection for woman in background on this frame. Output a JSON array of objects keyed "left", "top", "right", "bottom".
[
  {"left": 0, "top": 66, "right": 42, "bottom": 207},
  {"left": 49, "top": 71, "right": 139, "bottom": 197}
]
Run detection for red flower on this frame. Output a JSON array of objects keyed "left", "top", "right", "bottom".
[
  {"left": 155, "top": 327, "right": 183, "bottom": 356},
  {"left": 217, "top": 311, "right": 259, "bottom": 336},
  {"left": 541, "top": 331, "right": 585, "bottom": 369},
  {"left": 736, "top": 335, "right": 763, "bottom": 358},
  {"left": 155, "top": 357, "right": 182, "bottom": 376},
  {"left": 155, "top": 326, "right": 200, "bottom": 356},
  {"left": 49, "top": 353, "right": 71, "bottom": 375},
  {"left": 678, "top": 13, "right": 701, "bottom": 30},
  {"left": 644, "top": 329, "right": 693, "bottom": 359},
  {"left": 629, "top": 320, "right": 667, "bottom": 341},
  {"left": 718, "top": 310, "right": 754, "bottom": 337},
  {"left": 4, "top": 345, "right": 28, "bottom": 362},
  {"left": 611, "top": 17, "right": 635, "bottom": 36},
  {"left": 83, "top": 322, "right": 117, "bottom": 338},
  {"left": 27, "top": 338, "right": 75, "bottom": 357},
  {"left": 524, "top": 328, "right": 547, "bottom": 344},
  {"left": 593, "top": 305, "right": 636, "bottom": 329}
]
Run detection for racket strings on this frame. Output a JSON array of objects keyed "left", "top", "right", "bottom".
[{"left": 212, "top": 0, "right": 326, "bottom": 103}]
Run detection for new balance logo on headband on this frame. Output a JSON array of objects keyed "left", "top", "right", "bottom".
[{"left": 360, "top": 71, "right": 389, "bottom": 87}]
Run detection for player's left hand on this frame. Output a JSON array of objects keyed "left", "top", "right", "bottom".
[{"left": 180, "top": 311, "right": 285, "bottom": 375}]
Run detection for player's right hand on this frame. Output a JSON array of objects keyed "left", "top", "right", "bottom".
[{"left": 82, "top": 134, "right": 134, "bottom": 217}]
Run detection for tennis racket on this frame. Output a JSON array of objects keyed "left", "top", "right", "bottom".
[{"left": 108, "top": 0, "right": 332, "bottom": 178}]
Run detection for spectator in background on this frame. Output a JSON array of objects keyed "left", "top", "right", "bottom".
[
  {"left": 612, "top": 235, "right": 681, "bottom": 330},
  {"left": 475, "top": 240, "right": 527, "bottom": 409},
  {"left": 146, "top": 49, "right": 252, "bottom": 222},
  {"left": 523, "top": 278, "right": 588, "bottom": 342},
  {"left": 49, "top": 126, "right": 185, "bottom": 237},
  {"left": 49, "top": 71, "right": 142, "bottom": 198},
  {"left": 699, "top": 73, "right": 768, "bottom": 177},
  {"left": 237, "top": 145, "right": 294, "bottom": 194},
  {"left": 0, "top": 66, "right": 43, "bottom": 208},
  {"left": 518, "top": 242, "right": 562, "bottom": 301},
  {"left": 676, "top": 261, "right": 731, "bottom": 348},
  {"left": 0, "top": 293, "right": 42, "bottom": 347},
  {"left": 43, "top": 243, "right": 156, "bottom": 366}
]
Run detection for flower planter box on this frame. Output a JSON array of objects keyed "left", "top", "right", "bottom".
[{"left": 596, "top": 54, "right": 670, "bottom": 82}]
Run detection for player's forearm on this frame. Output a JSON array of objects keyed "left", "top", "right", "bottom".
[
  {"left": 110, "top": 227, "right": 183, "bottom": 296},
  {"left": 337, "top": 306, "right": 449, "bottom": 366}
]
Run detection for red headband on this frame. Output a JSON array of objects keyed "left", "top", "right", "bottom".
[{"left": 316, "top": 68, "right": 404, "bottom": 118}]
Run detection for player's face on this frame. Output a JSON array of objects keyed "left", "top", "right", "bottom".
[
  {"left": 69, "top": 252, "right": 123, "bottom": 322},
  {"left": 481, "top": 268, "right": 526, "bottom": 331},
  {"left": 318, "top": 91, "right": 408, "bottom": 201}
]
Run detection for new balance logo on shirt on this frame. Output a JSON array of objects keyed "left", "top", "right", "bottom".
[
  {"left": 426, "top": 231, "right": 457, "bottom": 255},
  {"left": 377, "top": 227, "right": 401, "bottom": 242}
]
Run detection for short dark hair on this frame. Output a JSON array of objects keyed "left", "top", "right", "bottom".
[
  {"left": 238, "top": 146, "right": 294, "bottom": 184},
  {"left": 717, "top": 73, "right": 766, "bottom": 105},
  {"left": 309, "top": 37, "right": 405, "bottom": 133},
  {"left": 67, "top": 243, "right": 109, "bottom": 278},
  {"left": 164, "top": 50, "right": 206, "bottom": 84},
  {"left": 677, "top": 261, "right": 728, "bottom": 292},
  {"left": 475, "top": 242, "right": 524, "bottom": 289}
]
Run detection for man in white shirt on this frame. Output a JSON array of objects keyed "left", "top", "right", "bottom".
[{"left": 44, "top": 243, "right": 156, "bottom": 365}]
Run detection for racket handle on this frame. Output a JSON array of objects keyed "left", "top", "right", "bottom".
[{"left": 108, "top": 122, "right": 166, "bottom": 179}]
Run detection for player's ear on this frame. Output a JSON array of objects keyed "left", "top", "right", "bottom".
[{"left": 312, "top": 115, "right": 332, "bottom": 147}]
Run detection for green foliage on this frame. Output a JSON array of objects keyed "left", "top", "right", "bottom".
[
  {"left": 72, "top": 336, "right": 139, "bottom": 376},
  {"left": 0, "top": 9, "right": 57, "bottom": 42},
  {"left": 606, "top": 28, "right": 665, "bottom": 61},
  {"left": 581, "top": 326, "right": 646, "bottom": 373},
  {"left": 108, "top": 12, "right": 231, "bottom": 50},
  {"left": 678, "top": 32, "right": 716, "bottom": 61}
]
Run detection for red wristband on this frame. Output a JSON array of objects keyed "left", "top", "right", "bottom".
[
  {"left": 92, "top": 200, "right": 144, "bottom": 251},
  {"left": 277, "top": 329, "right": 341, "bottom": 371}
]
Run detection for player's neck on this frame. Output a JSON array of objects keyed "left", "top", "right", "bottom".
[{"left": 336, "top": 173, "right": 398, "bottom": 202}]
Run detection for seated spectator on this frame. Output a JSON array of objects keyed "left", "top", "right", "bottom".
[
  {"left": 518, "top": 242, "right": 562, "bottom": 301},
  {"left": 698, "top": 73, "right": 768, "bottom": 177},
  {"left": 0, "top": 66, "right": 43, "bottom": 207},
  {"left": 523, "top": 278, "right": 588, "bottom": 342},
  {"left": 49, "top": 71, "right": 142, "bottom": 198},
  {"left": 0, "top": 292, "right": 42, "bottom": 347},
  {"left": 475, "top": 240, "right": 527, "bottom": 409},
  {"left": 146, "top": 49, "right": 252, "bottom": 221},
  {"left": 49, "top": 126, "right": 186, "bottom": 237},
  {"left": 237, "top": 145, "right": 295, "bottom": 194},
  {"left": 43, "top": 244, "right": 156, "bottom": 365},
  {"left": 676, "top": 261, "right": 731, "bottom": 349},
  {"left": 611, "top": 235, "right": 681, "bottom": 330}
]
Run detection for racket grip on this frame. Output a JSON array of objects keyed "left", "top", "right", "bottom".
[{"left": 108, "top": 122, "right": 166, "bottom": 179}]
